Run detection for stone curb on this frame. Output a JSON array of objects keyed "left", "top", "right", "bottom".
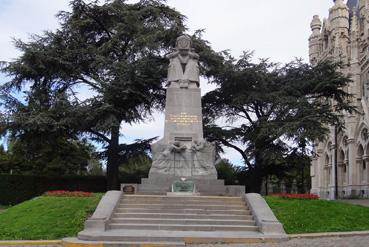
[
  {"left": 1, "top": 231, "right": 369, "bottom": 246},
  {"left": 0, "top": 240, "right": 62, "bottom": 245},
  {"left": 289, "top": 230, "right": 369, "bottom": 239}
]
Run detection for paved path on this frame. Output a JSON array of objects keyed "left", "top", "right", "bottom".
[
  {"left": 1, "top": 236, "right": 369, "bottom": 246},
  {"left": 339, "top": 199, "right": 369, "bottom": 207},
  {"left": 190, "top": 235, "right": 369, "bottom": 247},
  {"left": 0, "top": 246, "right": 60, "bottom": 247}
]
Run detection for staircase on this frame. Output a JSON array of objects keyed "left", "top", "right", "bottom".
[
  {"left": 108, "top": 195, "right": 259, "bottom": 232},
  {"left": 77, "top": 193, "right": 288, "bottom": 246}
]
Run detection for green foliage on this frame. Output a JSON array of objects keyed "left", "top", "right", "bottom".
[
  {"left": 215, "top": 159, "right": 240, "bottom": 185},
  {"left": 0, "top": 194, "right": 102, "bottom": 240},
  {"left": 266, "top": 196, "right": 369, "bottom": 234},
  {"left": 0, "top": 174, "right": 106, "bottom": 205},
  {"left": 283, "top": 152, "right": 311, "bottom": 193},
  {"left": 8, "top": 137, "right": 94, "bottom": 176},
  {"left": 86, "top": 159, "right": 105, "bottom": 176},
  {"left": 119, "top": 154, "right": 151, "bottom": 183},
  {"left": 204, "top": 53, "right": 355, "bottom": 192},
  {"left": 0, "top": 145, "right": 12, "bottom": 174}
]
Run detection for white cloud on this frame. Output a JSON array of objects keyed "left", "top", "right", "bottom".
[{"left": 0, "top": 0, "right": 70, "bottom": 61}]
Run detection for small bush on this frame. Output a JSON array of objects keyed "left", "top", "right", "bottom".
[
  {"left": 43, "top": 190, "right": 93, "bottom": 197},
  {"left": 0, "top": 174, "right": 107, "bottom": 205},
  {"left": 270, "top": 193, "right": 319, "bottom": 199}
]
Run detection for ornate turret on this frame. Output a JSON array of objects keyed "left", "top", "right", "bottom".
[
  {"left": 330, "top": 0, "right": 349, "bottom": 31},
  {"left": 309, "top": 15, "right": 322, "bottom": 65},
  {"left": 351, "top": 7, "right": 359, "bottom": 34},
  {"left": 329, "top": 0, "right": 350, "bottom": 61},
  {"left": 358, "top": 0, "right": 368, "bottom": 36},
  {"left": 350, "top": 7, "right": 361, "bottom": 101}
]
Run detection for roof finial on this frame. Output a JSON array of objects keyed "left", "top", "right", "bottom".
[{"left": 311, "top": 15, "right": 322, "bottom": 33}]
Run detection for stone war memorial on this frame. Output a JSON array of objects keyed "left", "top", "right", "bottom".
[
  {"left": 138, "top": 35, "right": 229, "bottom": 195},
  {"left": 66, "top": 36, "right": 287, "bottom": 246}
]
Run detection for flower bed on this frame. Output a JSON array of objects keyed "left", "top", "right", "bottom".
[
  {"left": 271, "top": 193, "right": 319, "bottom": 199},
  {"left": 43, "top": 190, "right": 93, "bottom": 197}
]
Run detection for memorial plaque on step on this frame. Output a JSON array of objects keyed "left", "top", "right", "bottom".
[{"left": 172, "top": 180, "right": 195, "bottom": 192}]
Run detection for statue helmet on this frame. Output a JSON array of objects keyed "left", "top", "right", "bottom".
[{"left": 175, "top": 35, "right": 192, "bottom": 50}]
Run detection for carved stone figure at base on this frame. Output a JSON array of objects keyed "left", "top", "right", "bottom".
[{"left": 149, "top": 140, "right": 217, "bottom": 179}]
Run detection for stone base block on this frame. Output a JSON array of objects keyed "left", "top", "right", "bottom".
[
  {"left": 167, "top": 192, "right": 201, "bottom": 196},
  {"left": 122, "top": 176, "right": 245, "bottom": 196}
]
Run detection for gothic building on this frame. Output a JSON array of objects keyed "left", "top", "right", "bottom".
[{"left": 309, "top": 0, "right": 369, "bottom": 199}]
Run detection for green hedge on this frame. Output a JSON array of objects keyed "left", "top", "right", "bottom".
[{"left": 0, "top": 174, "right": 107, "bottom": 205}]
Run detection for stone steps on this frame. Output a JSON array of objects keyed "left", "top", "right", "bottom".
[
  {"left": 116, "top": 203, "right": 247, "bottom": 210},
  {"left": 121, "top": 194, "right": 242, "bottom": 201},
  {"left": 74, "top": 194, "right": 265, "bottom": 245},
  {"left": 107, "top": 194, "right": 258, "bottom": 235},
  {"left": 112, "top": 212, "right": 254, "bottom": 220},
  {"left": 110, "top": 218, "right": 256, "bottom": 226},
  {"left": 108, "top": 223, "right": 259, "bottom": 231},
  {"left": 120, "top": 199, "right": 245, "bottom": 205},
  {"left": 114, "top": 208, "right": 251, "bottom": 215}
]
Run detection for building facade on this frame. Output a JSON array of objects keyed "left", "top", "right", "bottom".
[{"left": 309, "top": 0, "right": 369, "bottom": 199}]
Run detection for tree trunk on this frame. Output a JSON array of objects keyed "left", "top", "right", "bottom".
[
  {"left": 301, "top": 165, "right": 305, "bottom": 193},
  {"left": 107, "top": 125, "right": 120, "bottom": 190},
  {"left": 249, "top": 168, "right": 264, "bottom": 193},
  {"left": 247, "top": 151, "right": 264, "bottom": 193},
  {"left": 265, "top": 176, "right": 269, "bottom": 195}
]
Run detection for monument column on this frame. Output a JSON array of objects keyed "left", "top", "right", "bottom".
[{"left": 148, "top": 35, "right": 218, "bottom": 181}]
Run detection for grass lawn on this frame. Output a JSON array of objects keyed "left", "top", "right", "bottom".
[
  {"left": 0, "top": 205, "right": 10, "bottom": 212},
  {"left": 0, "top": 194, "right": 102, "bottom": 240},
  {"left": 266, "top": 196, "right": 369, "bottom": 234}
]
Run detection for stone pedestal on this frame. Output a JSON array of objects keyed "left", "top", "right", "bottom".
[{"left": 163, "top": 87, "right": 203, "bottom": 142}]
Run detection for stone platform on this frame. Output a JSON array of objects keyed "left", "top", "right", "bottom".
[{"left": 124, "top": 176, "right": 245, "bottom": 196}]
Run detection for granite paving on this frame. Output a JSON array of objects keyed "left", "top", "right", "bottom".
[
  {"left": 2, "top": 235, "right": 369, "bottom": 247},
  {"left": 190, "top": 235, "right": 369, "bottom": 247}
]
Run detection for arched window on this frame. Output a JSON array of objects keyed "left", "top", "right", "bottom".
[
  {"left": 338, "top": 149, "right": 346, "bottom": 185},
  {"left": 357, "top": 144, "right": 364, "bottom": 183}
]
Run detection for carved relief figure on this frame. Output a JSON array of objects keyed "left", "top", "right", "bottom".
[
  {"left": 191, "top": 140, "right": 217, "bottom": 176},
  {"left": 150, "top": 141, "right": 187, "bottom": 176}
]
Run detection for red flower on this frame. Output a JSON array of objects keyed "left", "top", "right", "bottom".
[
  {"left": 270, "top": 193, "right": 319, "bottom": 199},
  {"left": 43, "top": 190, "right": 93, "bottom": 197}
]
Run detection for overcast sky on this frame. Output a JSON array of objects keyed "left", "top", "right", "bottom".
[{"left": 0, "top": 0, "right": 336, "bottom": 165}]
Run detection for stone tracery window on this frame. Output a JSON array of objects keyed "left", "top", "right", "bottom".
[{"left": 361, "top": 128, "right": 368, "bottom": 141}]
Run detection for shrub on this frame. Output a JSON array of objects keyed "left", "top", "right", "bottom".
[
  {"left": 43, "top": 190, "right": 93, "bottom": 197},
  {"left": 0, "top": 174, "right": 106, "bottom": 205},
  {"left": 271, "top": 193, "right": 319, "bottom": 199}
]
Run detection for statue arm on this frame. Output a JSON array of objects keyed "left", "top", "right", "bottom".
[
  {"left": 197, "top": 141, "right": 205, "bottom": 150},
  {"left": 191, "top": 141, "right": 205, "bottom": 151},
  {"left": 166, "top": 50, "right": 179, "bottom": 59},
  {"left": 188, "top": 51, "right": 199, "bottom": 59},
  {"left": 171, "top": 143, "right": 186, "bottom": 152}
]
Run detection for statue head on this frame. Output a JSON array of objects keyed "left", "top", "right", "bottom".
[
  {"left": 175, "top": 35, "right": 192, "bottom": 50},
  {"left": 173, "top": 141, "right": 182, "bottom": 147}
]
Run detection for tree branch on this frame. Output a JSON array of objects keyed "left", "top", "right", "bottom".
[
  {"left": 218, "top": 138, "right": 252, "bottom": 168},
  {"left": 77, "top": 77, "right": 102, "bottom": 91},
  {"left": 88, "top": 129, "right": 111, "bottom": 143}
]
